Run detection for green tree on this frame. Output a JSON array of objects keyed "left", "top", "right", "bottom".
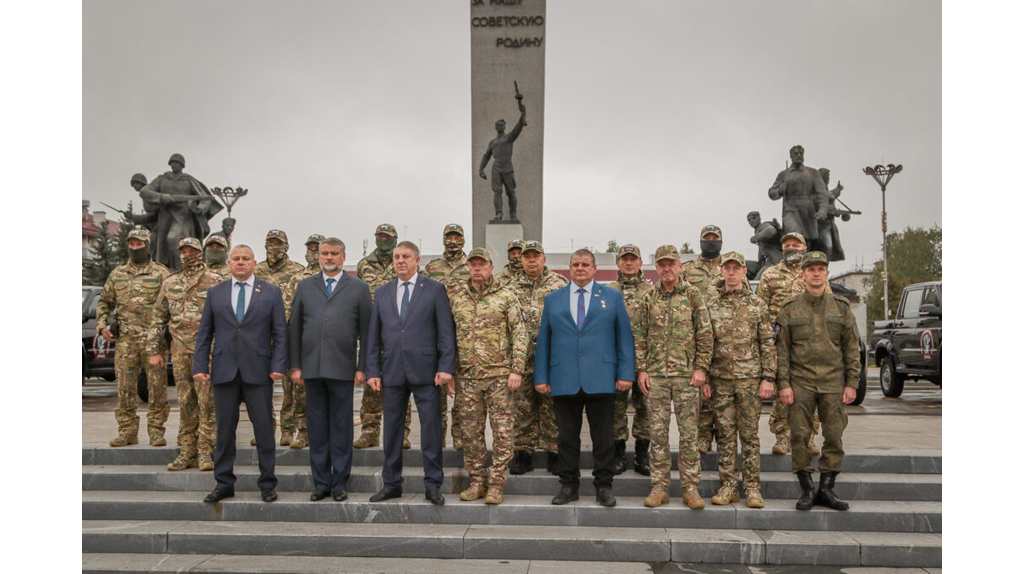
[
  {"left": 82, "top": 220, "right": 121, "bottom": 286},
  {"left": 606, "top": 239, "right": 618, "bottom": 253},
  {"left": 113, "top": 201, "right": 136, "bottom": 262},
  {"left": 865, "top": 225, "right": 942, "bottom": 323},
  {"left": 680, "top": 242, "right": 695, "bottom": 254}
]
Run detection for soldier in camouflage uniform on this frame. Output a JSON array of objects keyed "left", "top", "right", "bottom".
[
  {"left": 755, "top": 232, "right": 823, "bottom": 455},
  {"left": 203, "top": 234, "right": 230, "bottom": 277},
  {"left": 605, "top": 244, "right": 653, "bottom": 476},
  {"left": 355, "top": 223, "right": 412, "bottom": 449},
  {"left": 253, "top": 230, "right": 305, "bottom": 446},
  {"left": 635, "top": 245, "right": 714, "bottom": 510},
  {"left": 508, "top": 240, "right": 569, "bottom": 475},
  {"left": 148, "top": 238, "right": 225, "bottom": 471},
  {"left": 704, "top": 252, "right": 776, "bottom": 508},
  {"left": 494, "top": 238, "right": 524, "bottom": 287},
  {"left": 424, "top": 224, "right": 472, "bottom": 449},
  {"left": 284, "top": 234, "right": 325, "bottom": 320},
  {"left": 96, "top": 228, "right": 172, "bottom": 447},
  {"left": 776, "top": 252, "right": 860, "bottom": 511},
  {"left": 450, "top": 248, "right": 528, "bottom": 504}
]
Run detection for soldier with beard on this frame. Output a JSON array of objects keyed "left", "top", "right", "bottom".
[
  {"left": 605, "top": 244, "right": 653, "bottom": 476},
  {"left": 149, "top": 238, "right": 224, "bottom": 471},
  {"left": 96, "top": 228, "right": 172, "bottom": 447},
  {"left": 254, "top": 230, "right": 305, "bottom": 446},
  {"left": 495, "top": 239, "right": 524, "bottom": 287},
  {"left": 424, "top": 224, "right": 471, "bottom": 449},
  {"left": 203, "top": 234, "right": 230, "bottom": 277},
  {"left": 355, "top": 223, "right": 412, "bottom": 449}
]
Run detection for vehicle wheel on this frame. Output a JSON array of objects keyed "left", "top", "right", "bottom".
[
  {"left": 850, "top": 361, "right": 868, "bottom": 406},
  {"left": 880, "top": 355, "right": 905, "bottom": 398},
  {"left": 137, "top": 371, "right": 149, "bottom": 403}
]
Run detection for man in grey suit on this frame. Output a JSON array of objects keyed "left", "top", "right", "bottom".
[{"left": 288, "top": 238, "right": 371, "bottom": 502}]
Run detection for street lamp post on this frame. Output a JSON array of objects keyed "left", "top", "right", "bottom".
[{"left": 862, "top": 164, "right": 903, "bottom": 320}]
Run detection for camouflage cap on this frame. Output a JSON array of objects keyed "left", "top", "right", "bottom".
[
  {"left": 780, "top": 231, "right": 806, "bottom": 245},
  {"left": 126, "top": 227, "right": 150, "bottom": 244},
  {"left": 800, "top": 251, "right": 829, "bottom": 269},
  {"left": 507, "top": 238, "right": 524, "bottom": 251},
  {"left": 721, "top": 251, "right": 746, "bottom": 266},
  {"left": 700, "top": 224, "right": 723, "bottom": 239},
  {"left": 654, "top": 244, "right": 680, "bottom": 261},
  {"left": 305, "top": 233, "right": 325, "bottom": 245},
  {"left": 205, "top": 234, "right": 229, "bottom": 249},
  {"left": 442, "top": 223, "right": 464, "bottom": 236},
  {"left": 375, "top": 223, "right": 398, "bottom": 238},
  {"left": 616, "top": 244, "right": 642, "bottom": 261},
  {"left": 466, "top": 247, "right": 492, "bottom": 262},
  {"left": 168, "top": 153, "right": 185, "bottom": 167},
  {"left": 265, "top": 229, "right": 289, "bottom": 244},
  {"left": 177, "top": 237, "right": 203, "bottom": 251},
  {"left": 521, "top": 240, "right": 544, "bottom": 254},
  {"left": 130, "top": 173, "right": 147, "bottom": 186}
]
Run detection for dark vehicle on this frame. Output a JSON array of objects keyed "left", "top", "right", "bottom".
[
  {"left": 868, "top": 281, "right": 942, "bottom": 398},
  {"left": 82, "top": 285, "right": 174, "bottom": 402}
]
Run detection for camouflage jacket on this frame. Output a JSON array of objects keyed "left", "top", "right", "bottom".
[
  {"left": 206, "top": 262, "right": 230, "bottom": 277},
  {"left": 255, "top": 257, "right": 304, "bottom": 291},
  {"left": 755, "top": 260, "right": 831, "bottom": 323},
  {"left": 606, "top": 273, "right": 654, "bottom": 335},
  {"left": 775, "top": 291, "right": 860, "bottom": 392},
  {"left": 356, "top": 251, "right": 396, "bottom": 302},
  {"left": 634, "top": 280, "right": 713, "bottom": 377},
  {"left": 682, "top": 255, "right": 722, "bottom": 297},
  {"left": 96, "top": 259, "right": 171, "bottom": 342},
  {"left": 284, "top": 262, "right": 321, "bottom": 320},
  {"left": 511, "top": 267, "right": 569, "bottom": 373},
  {"left": 148, "top": 264, "right": 225, "bottom": 355},
  {"left": 424, "top": 252, "right": 470, "bottom": 290},
  {"left": 495, "top": 264, "right": 524, "bottom": 288},
  {"left": 449, "top": 277, "right": 528, "bottom": 379},
  {"left": 705, "top": 279, "right": 776, "bottom": 381}
]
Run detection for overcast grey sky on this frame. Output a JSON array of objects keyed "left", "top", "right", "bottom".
[{"left": 83, "top": 0, "right": 940, "bottom": 273}]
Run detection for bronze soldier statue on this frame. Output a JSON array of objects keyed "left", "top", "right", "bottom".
[
  {"left": 479, "top": 83, "right": 527, "bottom": 222},
  {"left": 768, "top": 145, "right": 829, "bottom": 246}
]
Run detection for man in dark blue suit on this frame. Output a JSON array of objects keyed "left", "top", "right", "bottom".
[
  {"left": 366, "top": 241, "right": 456, "bottom": 505},
  {"left": 535, "top": 249, "right": 635, "bottom": 507},
  {"left": 194, "top": 245, "right": 288, "bottom": 504},
  {"left": 288, "top": 238, "right": 371, "bottom": 502}
]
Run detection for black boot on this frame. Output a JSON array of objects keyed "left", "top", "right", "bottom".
[
  {"left": 796, "top": 470, "right": 816, "bottom": 511},
  {"left": 509, "top": 450, "right": 533, "bottom": 475},
  {"left": 814, "top": 471, "right": 850, "bottom": 511},
  {"left": 633, "top": 439, "right": 651, "bottom": 476},
  {"left": 546, "top": 451, "right": 558, "bottom": 474},
  {"left": 611, "top": 440, "right": 627, "bottom": 475}
]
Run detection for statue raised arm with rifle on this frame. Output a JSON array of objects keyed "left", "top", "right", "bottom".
[{"left": 479, "top": 81, "right": 527, "bottom": 222}]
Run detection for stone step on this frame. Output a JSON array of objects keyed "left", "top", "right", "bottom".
[
  {"left": 82, "top": 519, "right": 941, "bottom": 567},
  {"left": 82, "top": 444, "right": 943, "bottom": 474},
  {"left": 82, "top": 464, "right": 942, "bottom": 501},
  {"left": 82, "top": 491, "right": 941, "bottom": 533}
]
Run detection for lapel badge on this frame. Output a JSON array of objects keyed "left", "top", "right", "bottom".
[{"left": 601, "top": 300, "right": 607, "bottom": 308}]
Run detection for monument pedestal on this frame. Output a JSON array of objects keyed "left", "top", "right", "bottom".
[{"left": 485, "top": 221, "right": 524, "bottom": 271}]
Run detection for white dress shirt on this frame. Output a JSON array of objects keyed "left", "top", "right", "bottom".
[
  {"left": 396, "top": 272, "right": 419, "bottom": 313},
  {"left": 231, "top": 275, "right": 255, "bottom": 317},
  {"left": 569, "top": 279, "right": 595, "bottom": 326}
]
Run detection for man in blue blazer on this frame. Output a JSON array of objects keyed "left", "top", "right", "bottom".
[
  {"left": 535, "top": 249, "right": 635, "bottom": 507},
  {"left": 366, "top": 241, "right": 457, "bottom": 505},
  {"left": 193, "top": 245, "right": 288, "bottom": 504}
]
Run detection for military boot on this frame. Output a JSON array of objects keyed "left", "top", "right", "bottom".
[
  {"left": 643, "top": 487, "right": 669, "bottom": 508},
  {"left": 771, "top": 432, "right": 791, "bottom": 455},
  {"left": 402, "top": 438, "right": 412, "bottom": 449},
  {"left": 167, "top": 453, "right": 197, "bottom": 471},
  {"left": 697, "top": 435, "right": 712, "bottom": 454},
  {"left": 611, "top": 440, "right": 627, "bottom": 475},
  {"left": 353, "top": 434, "right": 379, "bottom": 449},
  {"left": 814, "top": 472, "right": 850, "bottom": 511},
  {"left": 149, "top": 434, "right": 167, "bottom": 447},
  {"left": 796, "top": 470, "right": 816, "bottom": 511},
  {"left": 289, "top": 432, "right": 309, "bottom": 449},
  {"left": 745, "top": 486, "right": 765, "bottom": 508},
  {"left": 711, "top": 485, "right": 739, "bottom": 505},
  {"left": 682, "top": 488, "right": 705, "bottom": 509},
  {"left": 484, "top": 486, "right": 504, "bottom": 505},
  {"left": 279, "top": 432, "right": 294, "bottom": 447},
  {"left": 508, "top": 450, "right": 533, "bottom": 475},
  {"left": 453, "top": 437, "right": 464, "bottom": 450},
  {"left": 109, "top": 435, "right": 138, "bottom": 447},
  {"left": 633, "top": 439, "right": 651, "bottom": 476},
  {"left": 459, "top": 483, "right": 487, "bottom": 502},
  {"left": 808, "top": 437, "right": 821, "bottom": 456},
  {"left": 198, "top": 454, "right": 214, "bottom": 471}
]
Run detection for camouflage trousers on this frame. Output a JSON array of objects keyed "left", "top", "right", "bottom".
[
  {"left": 513, "top": 373, "right": 558, "bottom": 454},
  {"left": 710, "top": 377, "right": 761, "bottom": 488},
  {"left": 647, "top": 376, "right": 701, "bottom": 491},
  {"left": 359, "top": 383, "right": 411, "bottom": 442},
  {"left": 280, "top": 377, "right": 306, "bottom": 437},
  {"left": 457, "top": 375, "right": 513, "bottom": 489},
  {"left": 769, "top": 391, "right": 819, "bottom": 440},
  {"left": 790, "top": 386, "right": 848, "bottom": 474},
  {"left": 114, "top": 334, "right": 169, "bottom": 438},
  {"left": 614, "top": 380, "right": 649, "bottom": 441},
  {"left": 171, "top": 344, "right": 215, "bottom": 458},
  {"left": 698, "top": 397, "right": 717, "bottom": 445}
]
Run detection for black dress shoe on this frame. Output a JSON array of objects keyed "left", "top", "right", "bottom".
[
  {"left": 596, "top": 487, "right": 616, "bottom": 507},
  {"left": 551, "top": 485, "right": 579, "bottom": 505},
  {"left": 425, "top": 490, "right": 445, "bottom": 506},
  {"left": 203, "top": 488, "right": 234, "bottom": 503},
  {"left": 310, "top": 490, "right": 330, "bottom": 501},
  {"left": 369, "top": 487, "right": 402, "bottom": 502},
  {"left": 261, "top": 489, "right": 278, "bottom": 503},
  {"left": 332, "top": 490, "right": 348, "bottom": 501}
]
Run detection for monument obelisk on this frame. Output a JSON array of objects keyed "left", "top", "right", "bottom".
[{"left": 471, "top": 0, "right": 545, "bottom": 270}]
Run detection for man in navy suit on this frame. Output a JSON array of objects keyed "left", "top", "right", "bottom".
[
  {"left": 193, "top": 245, "right": 288, "bottom": 504},
  {"left": 535, "top": 249, "right": 635, "bottom": 507},
  {"left": 366, "top": 241, "right": 457, "bottom": 505}
]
